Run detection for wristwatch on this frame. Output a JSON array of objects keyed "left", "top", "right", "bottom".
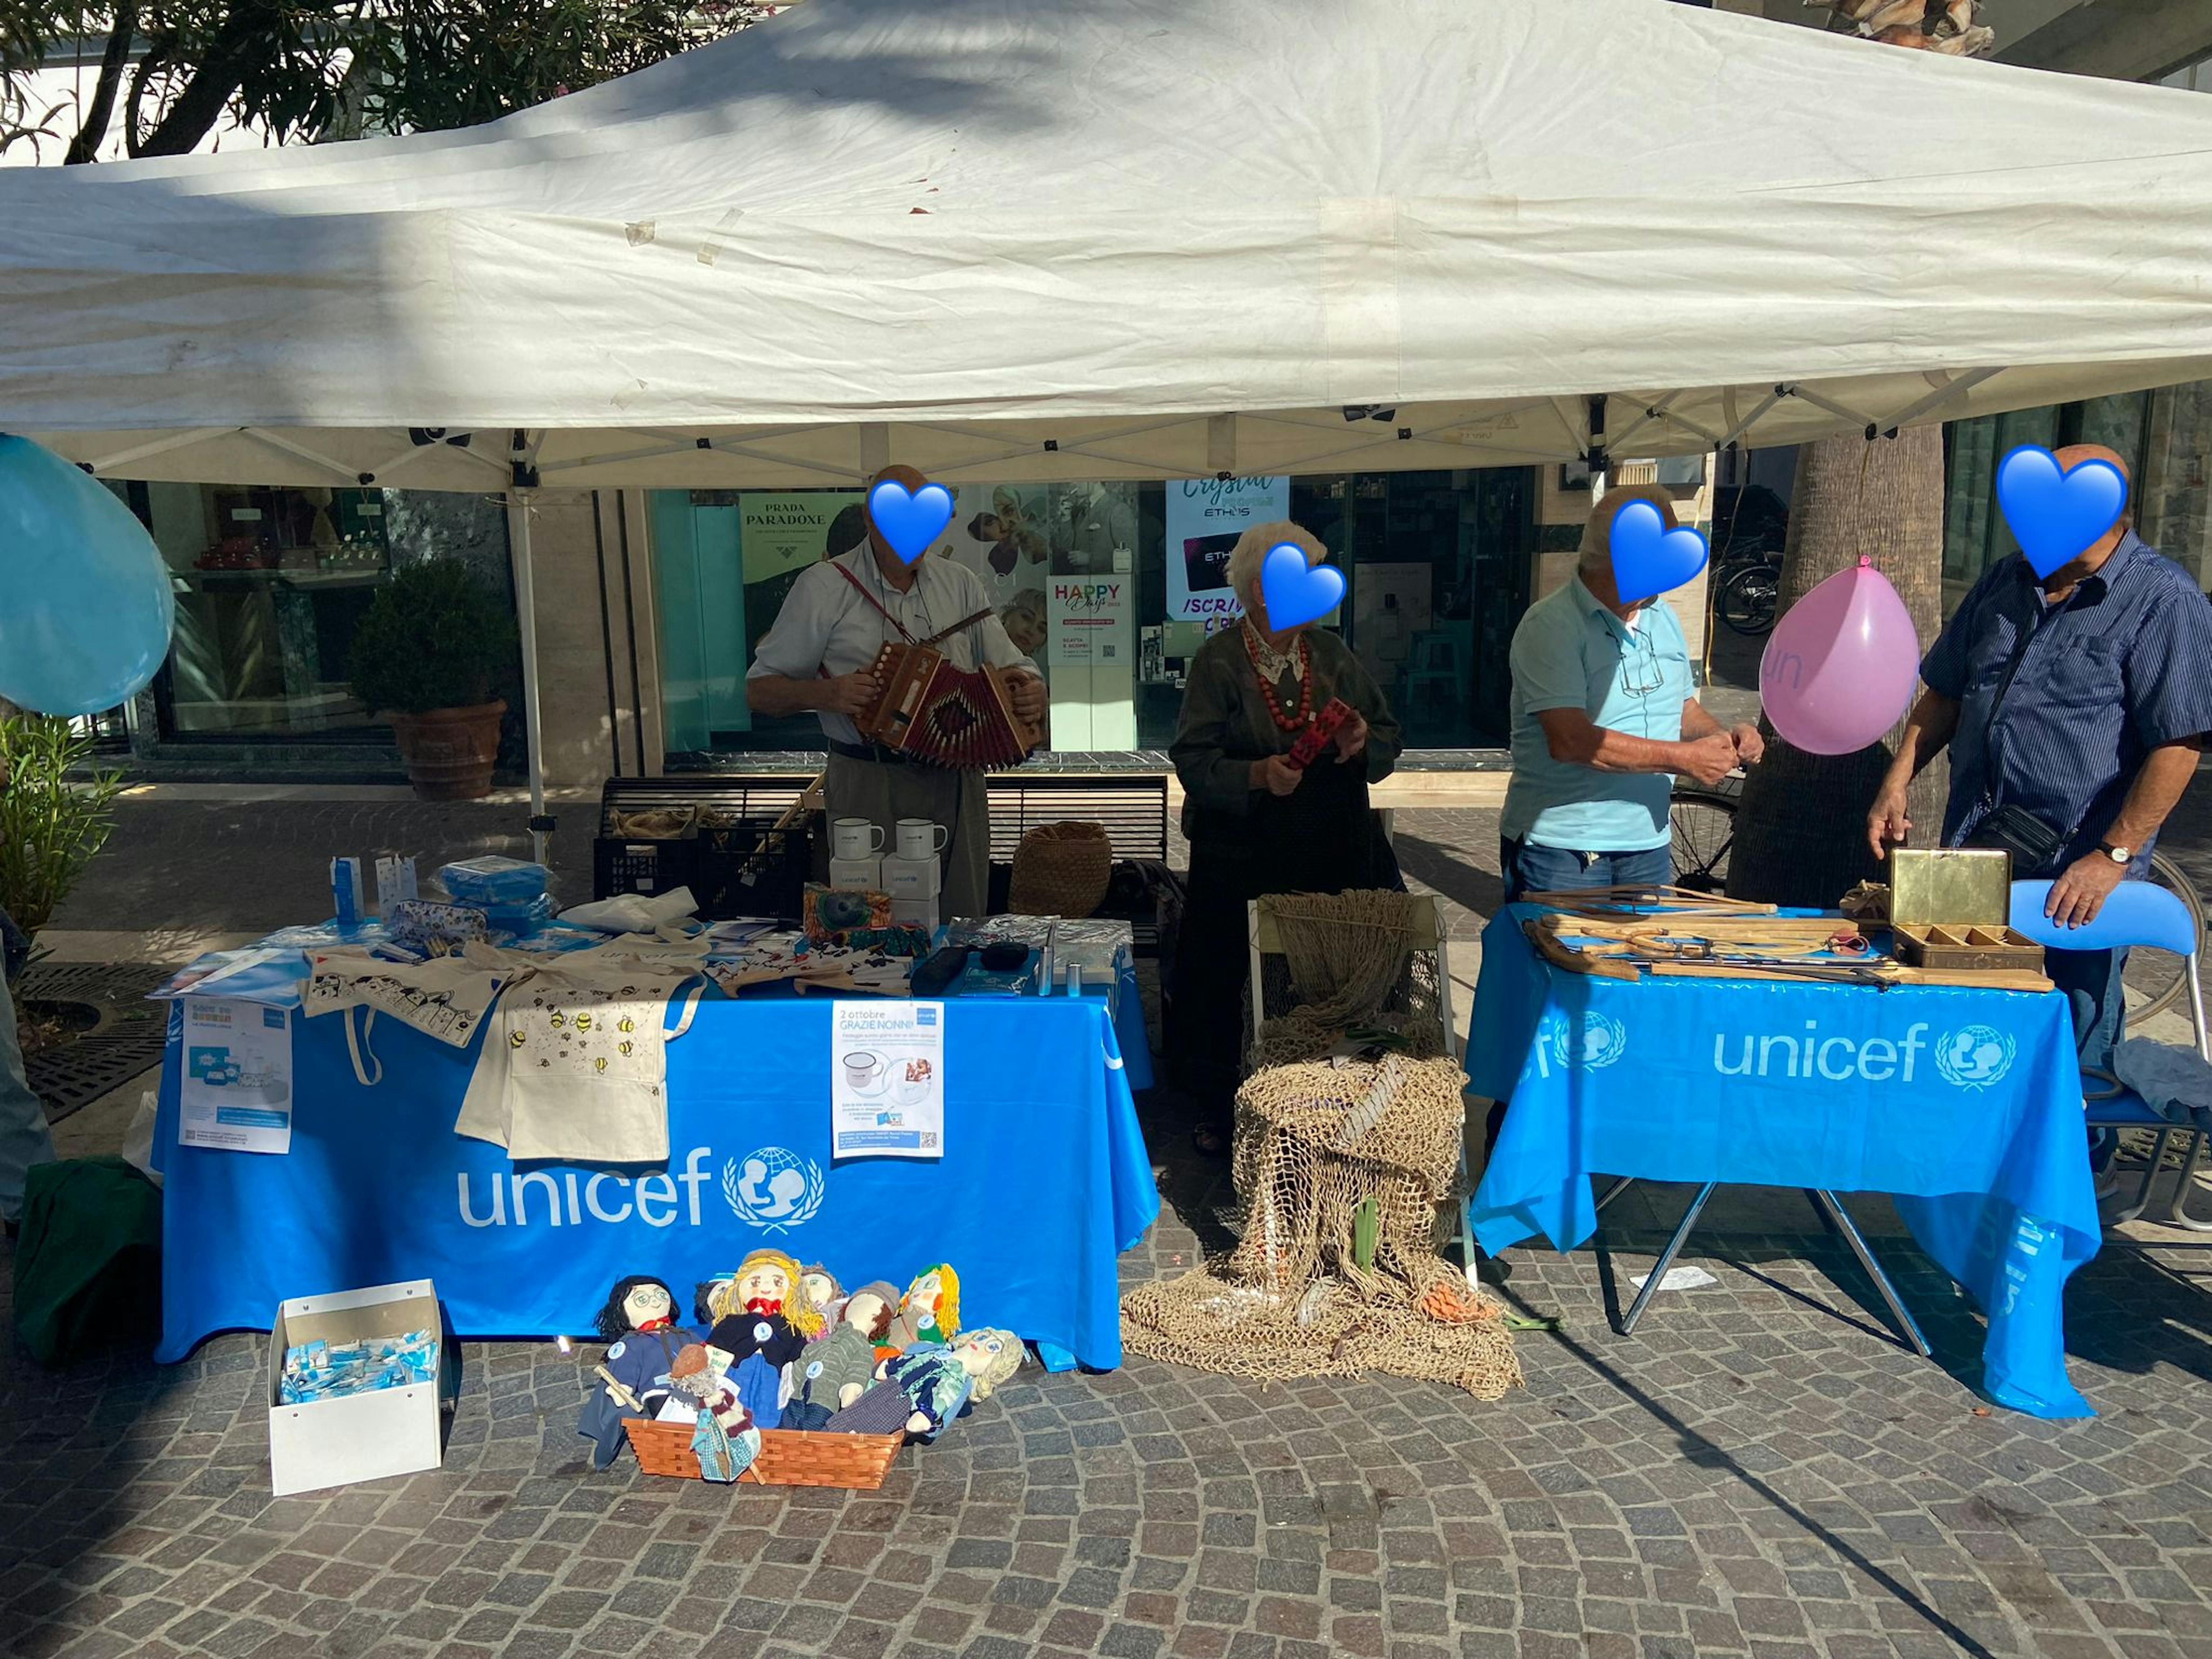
[{"left": 2098, "top": 841, "right": 2133, "bottom": 866}]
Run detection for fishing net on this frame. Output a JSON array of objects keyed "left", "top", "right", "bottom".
[
  {"left": 1245, "top": 890, "right": 1448, "bottom": 1071},
  {"left": 1126, "top": 891, "right": 1517, "bottom": 1400},
  {"left": 1122, "top": 1054, "right": 1520, "bottom": 1399}
]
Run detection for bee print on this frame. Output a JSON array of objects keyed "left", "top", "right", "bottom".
[
  {"left": 617, "top": 1016, "right": 636, "bottom": 1034},
  {"left": 621, "top": 986, "right": 638, "bottom": 997},
  {"left": 539, "top": 1058, "right": 551, "bottom": 1068},
  {"left": 618, "top": 1040, "right": 634, "bottom": 1057},
  {"left": 593, "top": 1057, "right": 608, "bottom": 1074},
  {"left": 548, "top": 1011, "right": 566, "bottom": 1029},
  {"left": 509, "top": 1030, "right": 527, "bottom": 1050},
  {"left": 574, "top": 1012, "right": 593, "bottom": 1033}
]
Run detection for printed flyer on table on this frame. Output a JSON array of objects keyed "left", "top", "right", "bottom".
[
  {"left": 830, "top": 1001, "right": 946, "bottom": 1159},
  {"left": 178, "top": 997, "right": 295, "bottom": 1154}
]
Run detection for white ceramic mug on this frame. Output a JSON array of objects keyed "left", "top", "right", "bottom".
[
  {"left": 895, "top": 818, "right": 950, "bottom": 860},
  {"left": 832, "top": 818, "right": 886, "bottom": 860},
  {"left": 842, "top": 1050, "right": 882, "bottom": 1091}
]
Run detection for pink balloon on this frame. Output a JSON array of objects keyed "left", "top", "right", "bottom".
[{"left": 1758, "top": 560, "right": 1920, "bottom": 756}]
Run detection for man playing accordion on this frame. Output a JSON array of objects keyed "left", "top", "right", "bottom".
[{"left": 747, "top": 464, "right": 1049, "bottom": 919}]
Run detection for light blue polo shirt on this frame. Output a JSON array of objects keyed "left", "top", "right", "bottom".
[{"left": 1501, "top": 576, "right": 1693, "bottom": 853}]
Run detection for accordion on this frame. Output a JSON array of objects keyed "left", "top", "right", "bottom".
[{"left": 855, "top": 642, "right": 1040, "bottom": 770}]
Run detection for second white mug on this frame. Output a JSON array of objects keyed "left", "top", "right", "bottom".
[{"left": 895, "top": 818, "right": 950, "bottom": 860}]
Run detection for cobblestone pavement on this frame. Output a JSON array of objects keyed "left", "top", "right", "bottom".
[{"left": 6, "top": 787, "right": 2212, "bottom": 1658}]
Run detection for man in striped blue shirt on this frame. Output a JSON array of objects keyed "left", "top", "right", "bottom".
[{"left": 1867, "top": 445, "right": 2212, "bottom": 1076}]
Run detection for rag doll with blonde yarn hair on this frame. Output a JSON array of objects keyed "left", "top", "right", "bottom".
[{"left": 705, "top": 1248, "right": 824, "bottom": 1431}]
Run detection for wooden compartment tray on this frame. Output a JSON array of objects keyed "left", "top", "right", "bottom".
[{"left": 1891, "top": 924, "right": 2045, "bottom": 972}]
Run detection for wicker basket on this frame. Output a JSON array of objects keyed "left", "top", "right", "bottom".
[
  {"left": 620, "top": 1419, "right": 903, "bottom": 1489},
  {"left": 1007, "top": 820, "right": 1113, "bottom": 918}
]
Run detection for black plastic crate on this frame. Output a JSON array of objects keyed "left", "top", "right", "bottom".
[
  {"left": 592, "top": 834, "right": 700, "bottom": 903},
  {"left": 690, "top": 818, "right": 813, "bottom": 922}
]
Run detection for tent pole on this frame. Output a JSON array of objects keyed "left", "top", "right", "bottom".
[{"left": 505, "top": 487, "right": 552, "bottom": 867}]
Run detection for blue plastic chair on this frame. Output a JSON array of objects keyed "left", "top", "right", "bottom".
[{"left": 2009, "top": 879, "right": 2212, "bottom": 1232}]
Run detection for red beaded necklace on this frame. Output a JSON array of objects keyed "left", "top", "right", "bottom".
[{"left": 1241, "top": 622, "right": 1314, "bottom": 733}]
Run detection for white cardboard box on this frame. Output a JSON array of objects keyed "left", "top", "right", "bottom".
[
  {"left": 827, "top": 856, "right": 884, "bottom": 890},
  {"left": 881, "top": 854, "right": 941, "bottom": 900},
  {"left": 267, "top": 1279, "right": 446, "bottom": 1496},
  {"left": 890, "top": 896, "right": 940, "bottom": 931}
]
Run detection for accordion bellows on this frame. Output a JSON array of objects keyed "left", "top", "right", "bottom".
[{"left": 855, "top": 642, "right": 1039, "bottom": 770}]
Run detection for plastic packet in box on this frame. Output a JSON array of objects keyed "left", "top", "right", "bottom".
[{"left": 438, "top": 856, "right": 549, "bottom": 909}]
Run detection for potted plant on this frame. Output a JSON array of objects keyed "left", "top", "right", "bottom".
[{"left": 348, "top": 558, "right": 518, "bottom": 800}]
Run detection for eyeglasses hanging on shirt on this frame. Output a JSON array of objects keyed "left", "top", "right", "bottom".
[{"left": 1619, "top": 628, "right": 1665, "bottom": 698}]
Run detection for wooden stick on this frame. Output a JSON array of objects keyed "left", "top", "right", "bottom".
[
  {"left": 1522, "top": 883, "right": 1777, "bottom": 914},
  {"left": 1649, "top": 961, "right": 2052, "bottom": 993},
  {"left": 1523, "top": 920, "right": 1638, "bottom": 981}
]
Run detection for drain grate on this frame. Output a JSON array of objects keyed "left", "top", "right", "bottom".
[{"left": 18, "top": 962, "right": 173, "bottom": 1124}]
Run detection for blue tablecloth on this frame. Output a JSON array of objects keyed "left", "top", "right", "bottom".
[
  {"left": 1466, "top": 908, "right": 2101, "bottom": 1418},
  {"left": 153, "top": 980, "right": 1159, "bottom": 1369}
]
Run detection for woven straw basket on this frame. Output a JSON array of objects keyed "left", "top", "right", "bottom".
[
  {"left": 621, "top": 1420, "right": 903, "bottom": 1489},
  {"left": 1007, "top": 820, "right": 1112, "bottom": 918}
]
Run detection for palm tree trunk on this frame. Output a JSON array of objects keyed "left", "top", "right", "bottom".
[{"left": 1726, "top": 428, "right": 1950, "bottom": 907}]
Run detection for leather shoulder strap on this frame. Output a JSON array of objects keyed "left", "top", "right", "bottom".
[{"left": 831, "top": 559, "right": 917, "bottom": 645}]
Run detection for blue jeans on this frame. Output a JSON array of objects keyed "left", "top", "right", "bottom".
[
  {"left": 0, "top": 921, "right": 56, "bottom": 1224},
  {"left": 1501, "top": 838, "right": 1673, "bottom": 907}
]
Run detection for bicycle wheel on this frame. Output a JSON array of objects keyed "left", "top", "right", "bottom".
[
  {"left": 1670, "top": 786, "right": 1740, "bottom": 895},
  {"left": 2119, "top": 849, "right": 2207, "bottom": 1024},
  {"left": 1717, "top": 564, "right": 1780, "bottom": 636}
]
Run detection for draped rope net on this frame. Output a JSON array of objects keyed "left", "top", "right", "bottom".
[{"left": 1123, "top": 891, "right": 1521, "bottom": 1400}]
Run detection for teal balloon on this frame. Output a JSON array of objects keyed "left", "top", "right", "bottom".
[{"left": 0, "top": 435, "right": 175, "bottom": 716}]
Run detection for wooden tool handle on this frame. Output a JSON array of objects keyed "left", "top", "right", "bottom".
[{"left": 1524, "top": 919, "right": 1638, "bottom": 981}]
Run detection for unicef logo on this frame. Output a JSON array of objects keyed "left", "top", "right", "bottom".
[
  {"left": 1545, "top": 1011, "right": 1629, "bottom": 1072},
  {"left": 721, "top": 1148, "right": 826, "bottom": 1233},
  {"left": 1935, "top": 1025, "right": 2016, "bottom": 1091}
]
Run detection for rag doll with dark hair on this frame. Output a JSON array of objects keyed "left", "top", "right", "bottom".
[{"left": 576, "top": 1275, "right": 700, "bottom": 1470}]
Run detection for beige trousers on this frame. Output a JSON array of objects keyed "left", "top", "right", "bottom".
[{"left": 823, "top": 753, "right": 990, "bottom": 922}]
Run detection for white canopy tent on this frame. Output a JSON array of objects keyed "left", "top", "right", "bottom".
[{"left": 6, "top": 0, "right": 2212, "bottom": 842}]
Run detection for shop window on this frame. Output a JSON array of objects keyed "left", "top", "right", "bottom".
[
  {"left": 129, "top": 482, "right": 512, "bottom": 743},
  {"left": 656, "top": 468, "right": 1534, "bottom": 763}
]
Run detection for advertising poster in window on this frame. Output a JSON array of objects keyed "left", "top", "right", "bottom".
[
  {"left": 1047, "top": 482, "right": 1139, "bottom": 667},
  {"left": 1165, "top": 477, "right": 1289, "bottom": 629},
  {"left": 942, "top": 483, "right": 1052, "bottom": 661},
  {"left": 738, "top": 491, "right": 863, "bottom": 651}
]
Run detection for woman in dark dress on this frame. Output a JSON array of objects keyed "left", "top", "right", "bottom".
[{"left": 1166, "top": 521, "right": 1405, "bottom": 1153}]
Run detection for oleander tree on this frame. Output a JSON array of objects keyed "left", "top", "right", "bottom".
[
  {"left": 1724, "top": 4, "right": 1994, "bottom": 906},
  {"left": 0, "top": 1, "right": 772, "bottom": 163}
]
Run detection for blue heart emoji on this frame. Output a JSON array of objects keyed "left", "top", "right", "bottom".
[
  {"left": 1259, "top": 543, "right": 1345, "bottom": 630},
  {"left": 1608, "top": 499, "right": 1708, "bottom": 605},
  {"left": 867, "top": 479, "right": 955, "bottom": 566},
  {"left": 1994, "top": 445, "right": 2128, "bottom": 579}
]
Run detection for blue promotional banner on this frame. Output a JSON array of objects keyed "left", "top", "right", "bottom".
[
  {"left": 153, "top": 989, "right": 1159, "bottom": 1370},
  {"left": 1467, "top": 907, "right": 2100, "bottom": 1419}
]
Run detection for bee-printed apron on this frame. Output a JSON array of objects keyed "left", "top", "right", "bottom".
[{"left": 456, "top": 955, "right": 708, "bottom": 1164}]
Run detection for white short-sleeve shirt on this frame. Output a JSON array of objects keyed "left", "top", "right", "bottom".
[{"left": 747, "top": 547, "right": 1040, "bottom": 746}]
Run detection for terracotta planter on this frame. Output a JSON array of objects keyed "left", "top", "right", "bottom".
[{"left": 386, "top": 701, "right": 506, "bottom": 801}]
